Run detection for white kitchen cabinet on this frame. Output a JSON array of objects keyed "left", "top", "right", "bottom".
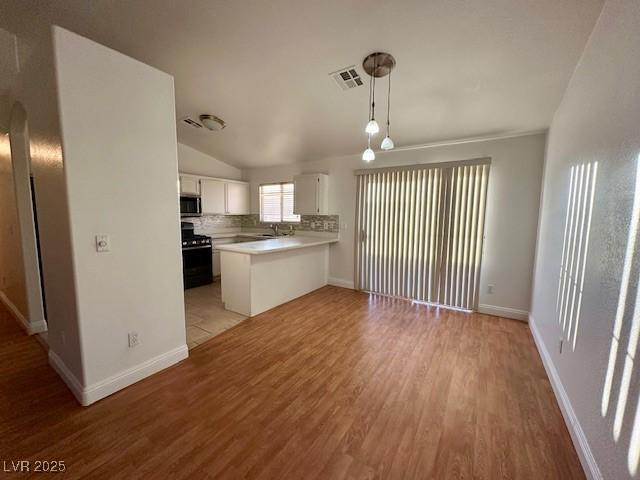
[
  {"left": 181, "top": 173, "right": 250, "bottom": 215},
  {"left": 212, "top": 251, "right": 221, "bottom": 277},
  {"left": 294, "top": 173, "right": 329, "bottom": 215},
  {"left": 226, "top": 182, "right": 250, "bottom": 214},
  {"left": 179, "top": 174, "right": 200, "bottom": 196},
  {"left": 200, "top": 179, "right": 226, "bottom": 214}
]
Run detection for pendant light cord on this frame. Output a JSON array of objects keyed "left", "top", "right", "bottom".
[
  {"left": 371, "top": 56, "right": 376, "bottom": 120},
  {"left": 368, "top": 66, "right": 373, "bottom": 121},
  {"left": 386, "top": 71, "right": 391, "bottom": 136}
]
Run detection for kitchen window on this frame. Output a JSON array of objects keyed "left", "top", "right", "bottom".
[{"left": 259, "top": 183, "right": 301, "bottom": 223}]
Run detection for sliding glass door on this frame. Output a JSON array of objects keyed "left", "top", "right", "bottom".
[{"left": 354, "top": 159, "right": 490, "bottom": 311}]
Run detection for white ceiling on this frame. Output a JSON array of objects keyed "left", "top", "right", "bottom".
[{"left": 18, "top": 0, "right": 604, "bottom": 167}]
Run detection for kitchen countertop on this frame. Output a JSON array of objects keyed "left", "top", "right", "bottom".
[{"left": 215, "top": 235, "right": 338, "bottom": 255}]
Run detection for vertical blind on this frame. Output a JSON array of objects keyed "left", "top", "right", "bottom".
[
  {"left": 354, "top": 160, "right": 490, "bottom": 311},
  {"left": 259, "top": 183, "right": 300, "bottom": 223}
]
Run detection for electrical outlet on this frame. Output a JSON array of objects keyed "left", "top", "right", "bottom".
[
  {"left": 341, "top": 222, "right": 348, "bottom": 231},
  {"left": 559, "top": 338, "right": 563, "bottom": 354},
  {"left": 128, "top": 332, "right": 140, "bottom": 348},
  {"left": 323, "top": 221, "right": 329, "bottom": 230},
  {"left": 487, "top": 284, "right": 495, "bottom": 294}
]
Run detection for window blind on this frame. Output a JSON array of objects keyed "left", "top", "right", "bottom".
[
  {"left": 259, "top": 183, "right": 300, "bottom": 223},
  {"left": 354, "top": 160, "right": 490, "bottom": 311}
]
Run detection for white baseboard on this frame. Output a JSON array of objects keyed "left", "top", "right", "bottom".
[
  {"left": 328, "top": 277, "right": 355, "bottom": 289},
  {"left": 529, "top": 315, "right": 602, "bottom": 480},
  {"left": 0, "top": 290, "right": 47, "bottom": 334},
  {"left": 49, "top": 345, "right": 189, "bottom": 406},
  {"left": 48, "top": 349, "right": 85, "bottom": 403},
  {"left": 478, "top": 303, "right": 528, "bottom": 322}
]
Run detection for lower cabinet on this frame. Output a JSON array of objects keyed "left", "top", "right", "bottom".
[{"left": 212, "top": 250, "right": 221, "bottom": 277}]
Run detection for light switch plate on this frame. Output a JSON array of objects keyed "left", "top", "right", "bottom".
[{"left": 96, "top": 235, "right": 110, "bottom": 252}]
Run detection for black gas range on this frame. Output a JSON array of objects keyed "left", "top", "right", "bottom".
[
  {"left": 181, "top": 222, "right": 213, "bottom": 289},
  {"left": 182, "top": 234, "right": 212, "bottom": 248}
]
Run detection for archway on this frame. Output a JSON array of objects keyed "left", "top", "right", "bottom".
[{"left": 8, "top": 102, "right": 46, "bottom": 334}]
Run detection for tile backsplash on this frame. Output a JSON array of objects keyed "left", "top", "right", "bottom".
[
  {"left": 241, "top": 214, "right": 339, "bottom": 233},
  {"left": 185, "top": 215, "right": 244, "bottom": 230},
  {"left": 184, "top": 214, "right": 339, "bottom": 233}
]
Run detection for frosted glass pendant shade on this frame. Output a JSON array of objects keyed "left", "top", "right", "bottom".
[
  {"left": 365, "top": 119, "right": 380, "bottom": 135},
  {"left": 381, "top": 136, "right": 394, "bottom": 150},
  {"left": 362, "top": 147, "right": 375, "bottom": 162}
]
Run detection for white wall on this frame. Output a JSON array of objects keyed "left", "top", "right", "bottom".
[
  {"left": 53, "top": 27, "right": 186, "bottom": 403},
  {"left": 530, "top": 1, "right": 640, "bottom": 478},
  {"left": 244, "top": 133, "right": 546, "bottom": 317},
  {"left": 0, "top": 98, "right": 29, "bottom": 323},
  {"left": 7, "top": 102, "right": 47, "bottom": 334},
  {"left": 0, "top": 6, "right": 84, "bottom": 382},
  {"left": 178, "top": 142, "right": 241, "bottom": 180}
]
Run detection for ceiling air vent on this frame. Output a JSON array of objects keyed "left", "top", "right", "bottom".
[
  {"left": 330, "top": 66, "right": 364, "bottom": 90},
  {"left": 181, "top": 117, "right": 203, "bottom": 128}
]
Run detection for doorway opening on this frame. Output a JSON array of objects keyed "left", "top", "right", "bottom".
[{"left": 8, "top": 102, "right": 47, "bottom": 334}]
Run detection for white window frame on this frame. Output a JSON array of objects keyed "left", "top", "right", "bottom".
[{"left": 259, "top": 182, "right": 301, "bottom": 223}]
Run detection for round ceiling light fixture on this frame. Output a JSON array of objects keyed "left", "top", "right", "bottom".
[
  {"left": 199, "top": 114, "right": 226, "bottom": 131},
  {"left": 361, "top": 52, "right": 396, "bottom": 160}
]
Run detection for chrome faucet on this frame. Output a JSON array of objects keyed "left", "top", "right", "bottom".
[{"left": 270, "top": 223, "right": 280, "bottom": 236}]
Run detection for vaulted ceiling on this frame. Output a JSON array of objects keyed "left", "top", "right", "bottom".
[{"left": 6, "top": 0, "right": 603, "bottom": 167}]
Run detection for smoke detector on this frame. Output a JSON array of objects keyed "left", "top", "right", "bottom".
[
  {"left": 199, "top": 114, "right": 226, "bottom": 131},
  {"left": 329, "top": 66, "right": 364, "bottom": 90}
]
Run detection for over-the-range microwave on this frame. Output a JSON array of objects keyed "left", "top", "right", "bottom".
[{"left": 180, "top": 194, "right": 202, "bottom": 217}]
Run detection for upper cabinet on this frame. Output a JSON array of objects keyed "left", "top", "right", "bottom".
[
  {"left": 195, "top": 174, "right": 250, "bottom": 215},
  {"left": 179, "top": 174, "right": 200, "bottom": 196},
  {"left": 200, "top": 178, "right": 227, "bottom": 214},
  {"left": 226, "top": 182, "right": 250, "bottom": 215},
  {"left": 294, "top": 173, "right": 329, "bottom": 215}
]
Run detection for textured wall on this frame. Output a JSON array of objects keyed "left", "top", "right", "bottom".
[
  {"left": 0, "top": 123, "right": 28, "bottom": 318},
  {"left": 0, "top": 3, "right": 84, "bottom": 380},
  {"left": 245, "top": 133, "right": 545, "bottom": 311},
  {"left": 177, "top": 143, "right": 242, "bottom": 181},
  {"left": 55, "top": 26, "right": 186, "bottom": 393},
  {"left": 530, "top": 1, "right": 640, "bottom": 478}
]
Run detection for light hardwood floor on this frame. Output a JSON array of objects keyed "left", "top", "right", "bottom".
[{"left": 0, "top": 286, "right": 584, "bottom": 479}]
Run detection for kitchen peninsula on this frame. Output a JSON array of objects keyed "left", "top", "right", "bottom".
[{"left": 217, "top": 235, "right": 338, "bottom": 316}]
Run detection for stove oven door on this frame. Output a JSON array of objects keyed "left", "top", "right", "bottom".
[{"left": 182, "top": 244, "right": 213, "bottom": 289}]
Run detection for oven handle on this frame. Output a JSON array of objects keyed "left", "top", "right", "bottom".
[{"left": 182, "top": 245, "right": 212, "bottom": 251}]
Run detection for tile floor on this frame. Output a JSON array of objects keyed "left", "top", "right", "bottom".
[{"left": 184, "top": 281, "right": 247, "bottom": 349}]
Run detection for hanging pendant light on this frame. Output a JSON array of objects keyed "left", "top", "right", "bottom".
[
  {"left": 365, "top": 119, "right": 380, "bottom": 135},
  {"left": 380, "top": 71, "right": 394, "bottom": 151},
  {"left": 362, "top": 135, "right": 375, "bottom": 162},
  {"left": 380, "top": 136, "right": 394, "bottom": 151},
  {"left": 361, "top": 52, "right": 396, "bottom": 161}
]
